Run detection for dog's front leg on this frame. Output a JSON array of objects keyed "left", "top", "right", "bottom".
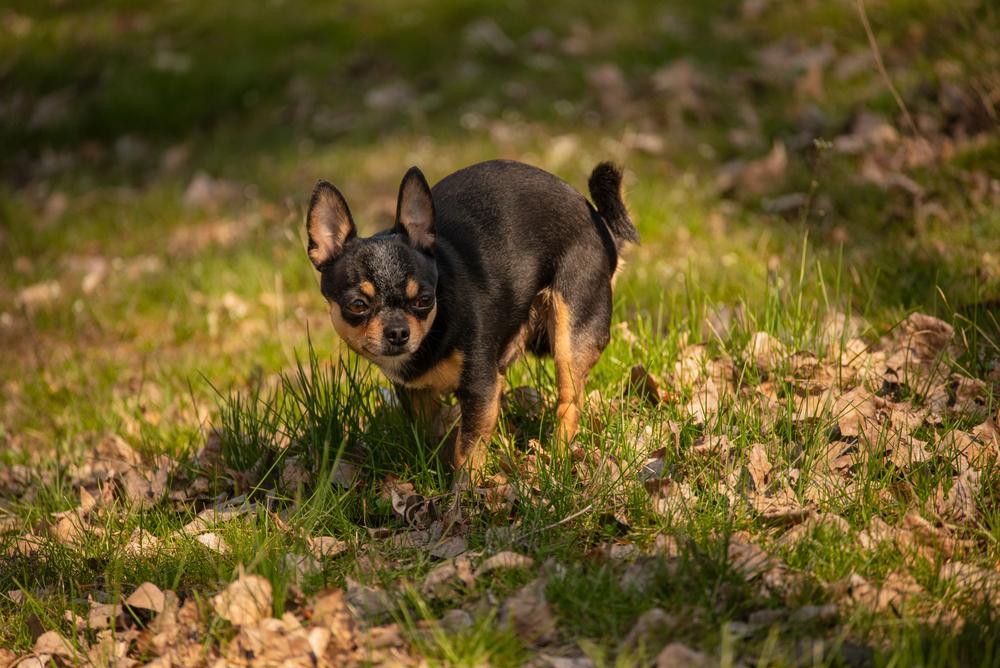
[
  {"left": 452, "top": 370, "right": 503, "bottom": 485},
  {"left": 395, "top": 385, "right": 439, "bottom": 431}
]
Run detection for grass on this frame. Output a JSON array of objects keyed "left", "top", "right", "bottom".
[{"left": 2, "top": 0, "right": 999, "bottom": 665}]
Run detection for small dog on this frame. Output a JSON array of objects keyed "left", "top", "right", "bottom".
[{"left": 306, "top": 160, "right": 637, "bottom": 480}]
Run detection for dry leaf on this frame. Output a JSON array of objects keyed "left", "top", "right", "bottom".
[
  {"left": 500, "top": 577, "right": 557, "bottom": 646},
  {"left": 308, "top": 535, "right": 348, "bottom": 559},
  {"left": 936, "top": 468, "right": 980, "bottom": 522},
  {"left": 33, "top": 630, "right": 75, "bottom": 657},
  {"left": 475, "top": 551, "right": 535, "bottom": 578},
  {"left": 690, "top": 434, "right": 732, "bottom": 459},
  {"left": 420, "top": 556, "right": 475, "bottom": 600},
  {"left": 649, "top": 480, "right": 698, "bottom": 520},
  {"left": 837, "top": 571, "right": 923, "bottom": 614},
  {"left": 430, "top": 535, "right": 467, "bottom": 560},
  {"left": 729, "top": 538, "right": 774, "bottom": 580},
  {"left": 124, "top": 527, "right": 161, "bottom": 557},
  {"left": 345, "top": 577, "right": 395, "bottom": 619},
  {"left": 89, "top": 601, "right": 124, "bottom": 630},
  {"left": 126, "top": 582, "right": 166, "bottom": 614},
  {"left": 622, "top": 608, "right": 678, "bottom": 655},
  {"left": 225, "top": 613, "right": 319, "bottom": 667},
  {"left": 746, "top": 331, "right": 785, "bottom": 372},
  {"left": 746, "top": 442, "right": 772, "bottom": 491},
  {"left": 939, "top": 562, "right": 1000, "bottom": 607},
  {"left": 718, "top": 141, "right": 788, "bottom": 197},
  {"left": 630, "top": 364, "right": 667, "bottom": 404},
  {"left": 195, "top": 532, "right": 229, "bottom": 555},
  {"left": 212, "top": 572, "right": 272, "bottom": 625},
  {"left": 749, "top": 486, "right": 816, "bottom": 526},
  {"left": 656, "top": 641, "right": 712, "bottom": 668}
]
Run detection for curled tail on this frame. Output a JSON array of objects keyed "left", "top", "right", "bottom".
[{"left": 588, "top": 162, "right": 639, "bottom": 247}]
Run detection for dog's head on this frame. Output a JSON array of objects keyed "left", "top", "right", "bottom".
[{"left": 306, "top": 167, "right": 438, "bottom": 370}]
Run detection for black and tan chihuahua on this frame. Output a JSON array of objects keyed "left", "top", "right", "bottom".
[{"left": 306, "top": 160, "right": 637, "bottom": 481}]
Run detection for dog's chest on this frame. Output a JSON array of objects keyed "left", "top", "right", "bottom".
[{"left": 395, "top": 349, "right": 464, "bottom": 393}]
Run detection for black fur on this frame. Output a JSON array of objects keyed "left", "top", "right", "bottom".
[{"left": 307, "top": 159, "right": 637, "bottom": 477}]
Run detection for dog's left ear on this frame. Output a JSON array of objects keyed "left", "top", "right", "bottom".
[{"left": 394, "top": 166, "right": 435, "bottom": 250}]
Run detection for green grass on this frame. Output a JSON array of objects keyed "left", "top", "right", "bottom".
[{"left": 2, "top": 0, "right": 999, "bottom": 665}]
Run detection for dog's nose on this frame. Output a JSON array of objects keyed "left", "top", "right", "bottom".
[{"left": 386, "top": 325, "right": 410, "bottom": 346}]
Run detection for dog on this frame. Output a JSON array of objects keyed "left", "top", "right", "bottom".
[{"left": 306, "top": 159, "right": 637, "bottom": 481}]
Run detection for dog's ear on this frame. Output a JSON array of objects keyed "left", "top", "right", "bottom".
[
  {"left": 394, "top": 166, "right": 435, "bottom": 251},
  {"left": 307, "top": 180, "right": 356, "bottom": 269}
]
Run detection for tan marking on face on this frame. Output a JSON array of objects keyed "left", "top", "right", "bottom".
[
  {"left": 359, "top": 281, "right": 376, "bottom": 299},
  {"left": 402, "top": 303, "right": 436, "bottom": 350},
  {"left": 329, "top": 304, "right": 368, "bottom": 353},
  {"left": 404, "top": 348, "right": 463, "bottom": 393},
  {"left": 329, "top": 303, "right": 385, "bottom": 360},
  {"left": 405, "top": 278, "right": 419, "bottom": 299}
]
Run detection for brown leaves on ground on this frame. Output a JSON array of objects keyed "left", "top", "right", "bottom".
[
  {"left": 10, "top": 577, "right": 422, "bottom": 667},
  {"left": 500, "top": 577, "right": 558, "bottom": 646},
  {"left": 212, "top": 570, "right": 273, "bottom": 625},
  {"left": 631, "top": 311, "right": 995, "bottom": 624}
]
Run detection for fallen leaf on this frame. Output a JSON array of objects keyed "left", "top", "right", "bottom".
[
  {"left": 225, "top": 614, "right": 320, "bottom": 667},
  {"left": 717, "top": 141, "right": 788, "bottom": 197},
  {"left": 630, "top": 364, "right": 667, "bottom": 404},
  {"left": 308, "top": 535, "right": 348, "bottom": 559},
  {"left": 123, "top": 527, "right": 160, "bottom": 557},
  {"left": 500, "top": 577, "right": 557, "bottom": 645},
  {"left": 194, "top": 532, "right": 229, "bottom": 555},
  {"left": 345, "top": 577, "right": 395, "bottom": 619},
  {"left": 836, "top": 571, "right": 923, "bottom": 614},
  {"left": 430, "top": 535, "right": 467, "bottom": 560},
  {"left": 939, "top": 562, "right": 1000, "bottom": 607},
  {"left": 16, "top": 280, "right": 61, "bottom": 310},
  {"left": 88, "top": 600, "right": 123, "bottom": 631},
  {"left": 475, "top": 551, "right": 535, "bottom": 578},
  {"left": 622, "top": 608, "right": 678, "bottom": 655},
  {"left": 746, "top": 442, "right": 772, "bottom": 491},
  {"left": 648, "top": 480, "right": 698, "bottom": 520},
  {"left": 125, "top": 582, "right": 166, "bottom": 614},
  {"left": 746, "top": 331, "right": 786, "bottom": 372},
  {"left": 656, "top": 641, "right": 712, "bottom": 668},
  {"left": 749, "top": 486, "right": 816, "bottom": 526},
  {"left": 420, "top": 555, "right": 475, "bottom": 600},
  {"left": 935, "top": 468, "right": 980, "bottom": 522},
  {"left": 212, "top": 572, "right": 272, "bottom": 625},
  {"left": 33, "top": 630, "right": 75, "bottom": 658}
]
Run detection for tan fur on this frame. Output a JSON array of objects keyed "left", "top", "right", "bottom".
[
  {"left": 359, "top": 281, "right": 376, "bottom": 299},
  {"left": 329, "top": 305, "right": 368, "bottom": 353},
  {"left": 404, "top": 348, "right": 463, "bottom": 393},
  {"left": 405, "top": 279, "right": 419, "bottom": 299},
  {"left": 307, "top": 189, "right": 353, "bottom": 267},
  {"left": 453, "top": 373, "right": 503, "bottom": 474},
  {"left": 549, "top": 292, "right": 601, "bottom": 444},
  {"left": 499, "top": 287, "right": 552, "bottom": 371},
  {"left": 407, "top": 303, "right": 436, "bottom": 350},
  {"left": 329, "top": 304, "right": 388, "bottom": 360}
]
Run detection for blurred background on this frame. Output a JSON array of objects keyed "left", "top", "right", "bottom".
[{"left": 1, "top": 0, "right": 998, "bottom": 450}]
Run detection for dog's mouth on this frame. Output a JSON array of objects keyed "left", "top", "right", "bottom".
[{"left": 361, "top": 343, "right": 411, "bottom": 360}]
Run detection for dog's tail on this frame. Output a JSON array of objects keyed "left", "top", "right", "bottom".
[{"left": 588, "top": 162, "right": 639, "bottom": 248}]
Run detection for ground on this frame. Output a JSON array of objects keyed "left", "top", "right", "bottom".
[{"left": 1, "top": 0, "right": 999, "bottom": 666}]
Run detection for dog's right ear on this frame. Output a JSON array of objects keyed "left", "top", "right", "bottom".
[{"left": 306, "top": 180, "right": 356, "bottom": 269}]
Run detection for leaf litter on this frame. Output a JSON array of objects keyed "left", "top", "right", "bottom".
[{"left": 4, "top": 304, "right": 997, "bottom": 666}]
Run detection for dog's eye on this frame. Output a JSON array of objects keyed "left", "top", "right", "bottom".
[
  {"left": 413, "top": 294, "right": 433, "bottom": 309},
  {"left": 346, "top": 299, "right": 369, "bottom": 315}
]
